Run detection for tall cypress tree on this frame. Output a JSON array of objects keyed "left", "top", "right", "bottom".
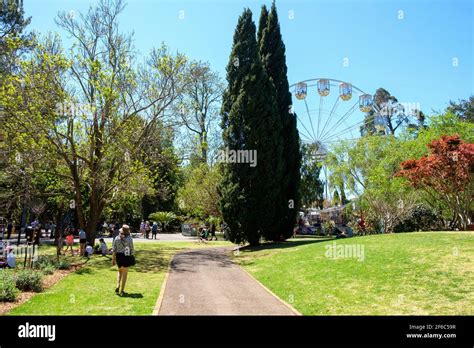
[
  {"left": 259, "top": 2, "right": 301, "bottom": 241},
  {"left": 257, "top": 5, "right": 268, "bottom": 46},
  {"left": 219, "top": 8, "right": 281, "bottom": 245}
]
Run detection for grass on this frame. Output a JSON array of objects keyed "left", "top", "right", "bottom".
[
  {"left": 233, "top": 232, "right": 474, "bottom": 315},
  {"left": 7, "top": 241, "right": 231, "bottom": 315}
]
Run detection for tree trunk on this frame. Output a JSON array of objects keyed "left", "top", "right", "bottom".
[
  {"left": 71, "top": 168, "right": 86, "bottom": 230},
  {"left": 54, "top": 208, "right": 63, "bottom": 262},
  {"left": 85, "top": 189, "right": 104, "bottom": 246},
  {"left": 200, "top": 132, "right": 207, "bottom": 163}
]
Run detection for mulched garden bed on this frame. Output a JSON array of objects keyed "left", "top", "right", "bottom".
[{"left": 0, "top": 262, "right": 85, "bottom": 315}]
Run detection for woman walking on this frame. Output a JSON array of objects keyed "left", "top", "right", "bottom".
[{"left": 112, "top": 225, "right": 135, "bottom": 296}]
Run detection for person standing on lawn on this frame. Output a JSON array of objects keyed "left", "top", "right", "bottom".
[
  {"left": 209, "top": 224, "right": 217, "bottom": 241},
  {"left": 112, "top": 225, "right": 135, "bottom": 296},
  {"left": 145, "top": 221, "right": 151, "bottom": 239},
  {"left": 151, "top": 222, "right": 158, "bottom": 239},
  {"left": 79, "top": 229, "right": 87, "bottom": 256},
  {"left": 65, "top": 230, "right": 74, "bottom": 255},
  {"left": 6, "top": 220, "right": 13, "bottom": 239},
  {"left": 113, "top": 222, "right": 120, "bottom": 241}
]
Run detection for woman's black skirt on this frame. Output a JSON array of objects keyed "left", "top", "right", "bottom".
[{"left": 116, "top": 253, "right": 134, "bottom": 268}]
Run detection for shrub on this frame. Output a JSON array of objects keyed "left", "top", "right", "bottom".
[
  {"left": 56, "top": 259, "right": 71, "bottom": 270},
  {"left": 322, "top": 220, "right": 335, "bottom": 235},
  {"left": 15, "top": 269, "right": 43, "bottom": 292},
  {"left": 34, "top": 255, "right": 57, "bottom": 271},
  {"left": 0, "top": 271, "right": 20, "bottom": 302},
  {"left": 347, "top": 220, "right": 361, "bottom": 235},
  {"left": 394, "top": 205, "right": 443, "bottom": 232},
  {"left": 148, "top": 211, "right": 177, "bottom": 232},
  {"left": 41, "top": 265, "right": 56, "bottom": 275}
]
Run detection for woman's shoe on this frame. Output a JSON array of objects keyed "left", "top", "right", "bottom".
[{"left": 115, "top": 287, "right": 119, "bottom": 293}]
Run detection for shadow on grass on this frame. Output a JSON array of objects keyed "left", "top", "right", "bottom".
[
  {"left": 90, "top": 246, "right": 184, "bottom": 273},
  {"left": 132, "top": 248, "right": 177, "bottom": 273},
  {"left": 240, "top": 237, "right": 333, "bottom": 253},
  {"left": 118, "top": 293, "right": 143, "bottom": 299},
  {"left": 66, "top": 245, "right": 186, "bottom": 275},
  {"left": 75, "top": 267, "right": 93, "bottom": 275}
]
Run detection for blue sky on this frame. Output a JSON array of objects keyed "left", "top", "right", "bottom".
[{"left": 24, "top": 0, "right": 473, "bottom": 118}]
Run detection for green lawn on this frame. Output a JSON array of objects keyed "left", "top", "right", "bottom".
[
  {"left": 7, "top": 241, "right": 231, "bottom": 315},
  {"left": 233, "top": 232, "right": 474, "bottom": 315}
]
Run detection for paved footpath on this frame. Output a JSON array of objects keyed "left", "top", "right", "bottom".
[{"left": 158, "top": 247, "right": 297, "bottom": 315}]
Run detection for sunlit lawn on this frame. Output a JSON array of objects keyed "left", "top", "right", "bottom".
[
  {"left": 7, "top": 241, "right": 231, "bottom": 315},
  {"left": 233, "top": 232, "right": 474, "bottom": 315}
]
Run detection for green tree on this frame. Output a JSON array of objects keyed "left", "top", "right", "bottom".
[
  {"left": 140, "top": 119, "right": 182, "bottom": 220},
  {"left": 256, "top": 4, "right": 268, "bottom": 44},
  {"left": 2, "top": 1, "right": 187, "bottom": 244},
  {"left": 360, "top": 88, "right": 424, "bottom": 136},
  {"left": 177, "top": 163, "right": 222, "bottom": 219},
  {"left": 148, "top": 211, "right": 177, "bottom": 232},
  {"left": 446, "top": 96, "right": 474, "bottom": 123},
  {"left": 258, "top": 2, "right": 301, "bottom": 240},
  {"left": 219, "top": 8, "right": 281, "bottom": 245},
  {"left": 0, "top": 0, "right": 32, "bottom": 220},
  {"left": 174, "top": 61, "right": 224, "bottom": 164},
  {"left": 327, "top": 112, "right": 473, "bottom": 232},
  {"left": 299, "top": 143, "right": 324, "bottom": 209},
  {"left": 325, "top": 136, "right": 420, "bottom": 233},
  {"left": 0, "top": 0, "right": 31, "bottom": 77}
]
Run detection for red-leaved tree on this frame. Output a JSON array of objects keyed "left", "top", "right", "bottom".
[{"left": 397, "top": 135, "right": 474, "bottom": 230}]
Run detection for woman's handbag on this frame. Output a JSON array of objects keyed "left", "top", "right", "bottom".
[
  {"left": 129, "top": 255, "right": 136, "bottom": 266},
  {"left": 121, "top": 239, "right": 136, "bottom": 266}
]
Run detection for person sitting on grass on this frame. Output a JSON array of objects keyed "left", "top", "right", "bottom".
[
  {"left": 199, "top": 227, "right": 208, "bottom": 243},
  {"left": 85, "top": 243, "right": 94, "bottom": 258},
  {"left": 99, "top": 238, "right": 112, "bottom": 256},
  {"left": 6, "top": 246, "right": 16, "bottom": 268}
]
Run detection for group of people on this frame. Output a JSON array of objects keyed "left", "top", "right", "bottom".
[
  {"left": 0, "top": 213, "right": 137, "bottom": 296},
  {"left": 59, "top": 223, "right": 134, "bottom": 295},
  {"left": 139, "top": 221, "right": 159, "bottom": 239},
  {"left": 60, "top": 229, "right": 112, "bottom": 257},
  {"left": 198, "top": 224, "right": 218, "bottom": 242},
  {"left": 0, "top": 218, "right": 58, "bottom": 245},
  {"left": 61, "top": 229, "right": 93, "bottom": 257}
]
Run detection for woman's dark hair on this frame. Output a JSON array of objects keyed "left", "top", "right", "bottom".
[{"left": 99, "top": 238, "right": 104, "bottom": 242}]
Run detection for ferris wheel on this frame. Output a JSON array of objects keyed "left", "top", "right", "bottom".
[{"left": 289, "top": 78, "right": 382, "bottom": 202}]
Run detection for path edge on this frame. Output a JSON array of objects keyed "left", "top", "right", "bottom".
[
  {"left": 230, "top": 251, "right": 302, "bottom": 316},
  {"left": 152, "top": 257, "right": 173, "bottom": 315}
]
